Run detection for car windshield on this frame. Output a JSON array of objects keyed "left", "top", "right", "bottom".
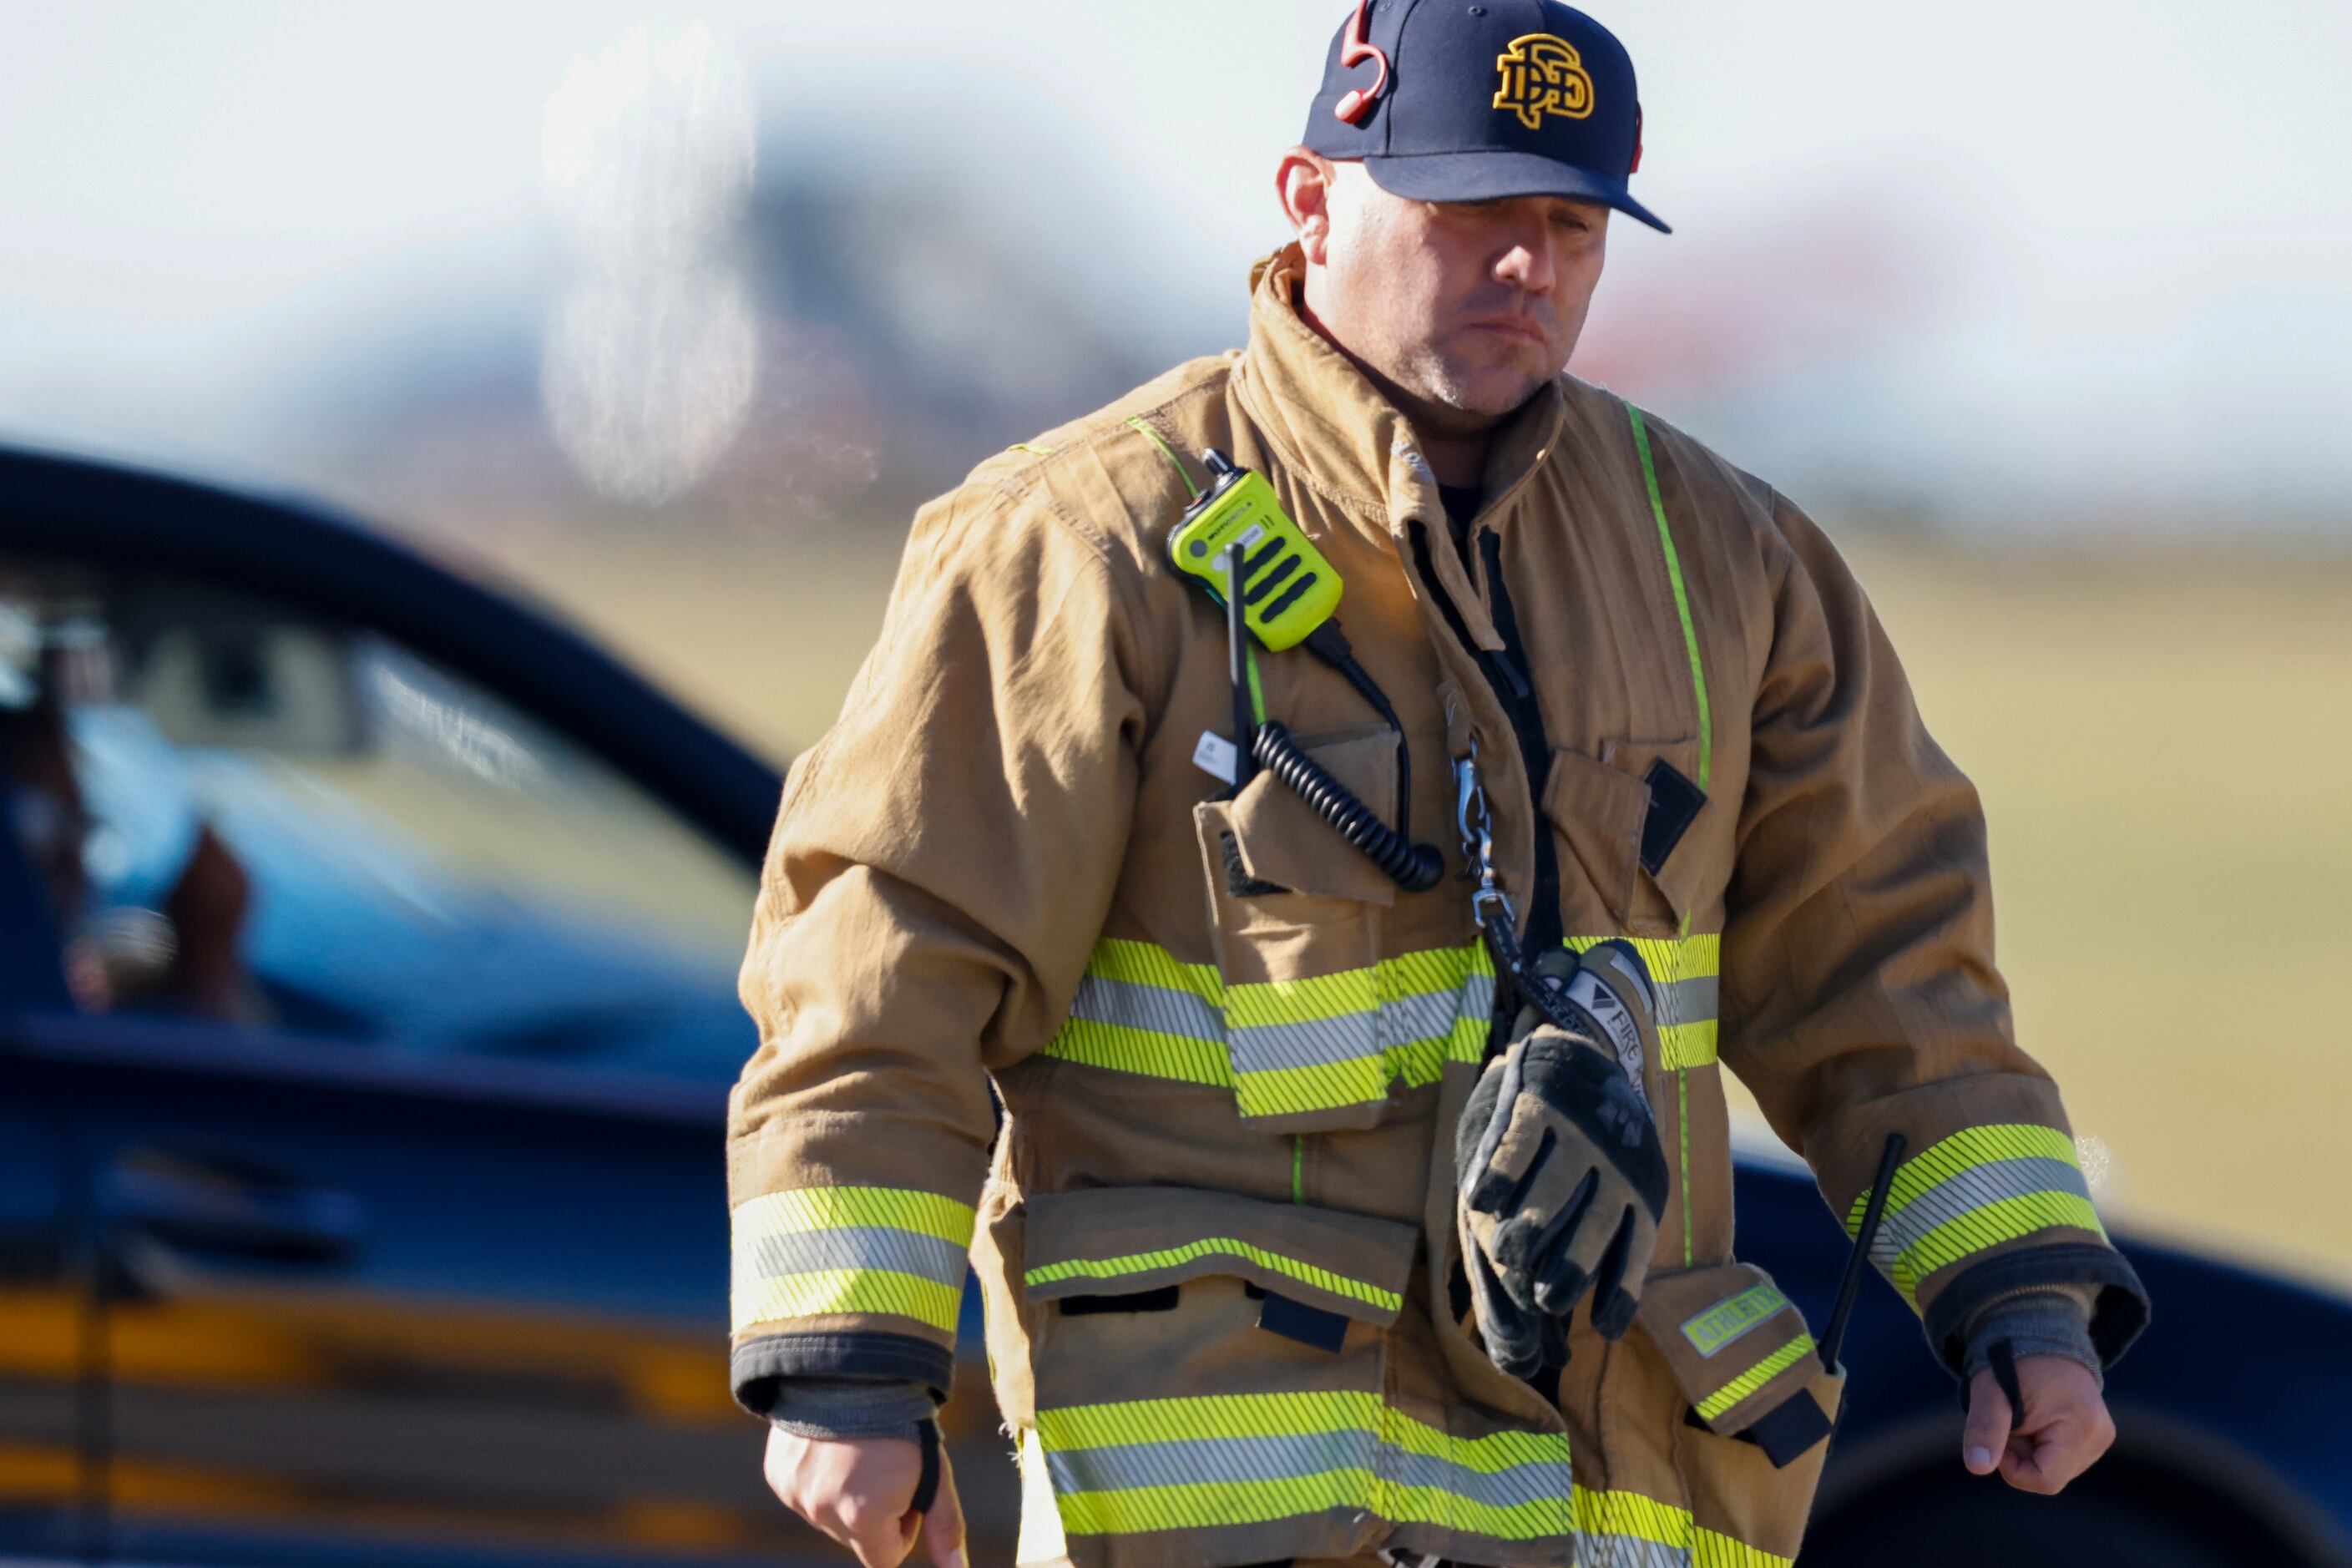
[{"left": 1, "top": 559, "right": 757, "bottom": 1082}]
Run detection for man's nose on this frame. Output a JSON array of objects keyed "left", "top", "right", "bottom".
[{"left": 1493, "top": 234, "right": 1556, "bottom": 296}]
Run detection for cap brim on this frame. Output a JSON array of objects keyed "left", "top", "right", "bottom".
[{"left": 1363, "top": 150, "right": 1672, "bottom": 235}]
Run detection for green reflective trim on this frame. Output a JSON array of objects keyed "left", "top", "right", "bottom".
[
  {"left": 1126, "top": 416, "right": 1202, "bottom": 500},
  {"left": 1628, "top": 404, "right": 1711, "bottom": 792},
  {"left": 1291, "top": 1136, "right": 1306, "bottom": 1205},
  {"left": 1682, "top": 1282, "right": 1791, "bottom": 1358},
  {"left": 731, "top": 1186, "right": 974, "bottom": 1246},
  {"left": 1631, "top": 402, "right": 1712, "bottom": 1267},
  {"left": 1026, "top": 1239, "right": 1402, "bottom": 1313},
  {"left": 1695, "top": 1333, "right": 1816, "bottom": 1421},
  {"left": 1009, "top": 442, "right": 1056, "bottom": 457}
]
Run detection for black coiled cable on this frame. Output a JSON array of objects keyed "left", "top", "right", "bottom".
[{"left": 1252, "top": 721, "right": 1444, "bottom": 892}]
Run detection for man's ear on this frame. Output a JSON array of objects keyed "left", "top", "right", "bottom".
[{"left": 1275, "top": 149, "right": 1335, "bottom": 266}]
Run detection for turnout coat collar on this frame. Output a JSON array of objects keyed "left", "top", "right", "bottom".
[{"left": 1236, "top": 244, "right": 1569, "bottom": 570}]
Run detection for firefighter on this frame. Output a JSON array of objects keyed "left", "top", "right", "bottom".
[{"left": 727, "top": 4, "right": 2149, "bottom": 1565}]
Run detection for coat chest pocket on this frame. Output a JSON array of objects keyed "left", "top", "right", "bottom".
[
  {"left": 1543, "top": 736, "right": 1715, "bottom": 938},
  {"left": 1193, "top": 728, "right": 1480, "bottom": 1134}
]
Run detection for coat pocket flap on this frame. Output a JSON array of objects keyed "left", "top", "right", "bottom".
[
  {"left": 1023, "top": 1186, "right": 1419, "bottom": 1328},
  {"left": 1600, "top": 736, "right": 1712, "bottom": 923},
  {"left": 1540, "top": 746, "right": 1652, "bottom": 922},
  {"left": 1636, "top": 1262, "right": 1827, "bottom": 1440},
  {"left": 1218, "top": 727, "right": 1400, "bottom": 906}
]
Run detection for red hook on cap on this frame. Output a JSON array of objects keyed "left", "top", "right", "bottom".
[{"left": 1333, "top": 0, "right": 1390, "bottom": 125}]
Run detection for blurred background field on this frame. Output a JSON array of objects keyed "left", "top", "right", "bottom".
[{"left": 6, "top": 0, "right": 2349, "bottom": 1288}]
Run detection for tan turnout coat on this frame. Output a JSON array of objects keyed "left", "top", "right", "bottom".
[{"left": 726, "top": 247, "right": 2145, "bottom": 1568}]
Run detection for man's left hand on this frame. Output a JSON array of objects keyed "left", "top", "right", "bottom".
[{"left": 1962, "top": 1354, "right": 2115, "bottom": 1494}]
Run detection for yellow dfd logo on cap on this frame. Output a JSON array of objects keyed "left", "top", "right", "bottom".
[{"left": 1493, "top": 33, "right": 1595, "bottom": 130}]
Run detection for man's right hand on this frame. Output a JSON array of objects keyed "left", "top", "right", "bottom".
[{"left": 762, "top": 1429, "right": 965, "bottom": 1568}]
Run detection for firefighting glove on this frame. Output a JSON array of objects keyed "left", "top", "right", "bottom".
[{"left": 1455, "top": 943, "right": 1670, "bottom": 1376}]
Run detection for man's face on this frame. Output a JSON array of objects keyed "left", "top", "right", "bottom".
[{"left": 1296, "top": 159, "right": 1608, "bottom": 430}]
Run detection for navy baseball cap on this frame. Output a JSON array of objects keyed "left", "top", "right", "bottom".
[{"left": 1303, "top": 0, "right": 1669, "bottom": 234}]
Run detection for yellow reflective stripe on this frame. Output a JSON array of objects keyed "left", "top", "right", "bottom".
[
  {"left": 1889, "top": 1193, "right": 2107, "bottom": 1303},
  {"left": 731, "top": 1186, "right": 973, "bottom": 1245},
  {"left": 731, "top": 1187, "right": 974, "bottom": 1335},
  {"left": 1040, "top": 1393, "right": 1574, "bottom": 1543},
  {"left": 1567, "top": 933, "right": 1721, "bottom": 1066},
  {"left": 1088, "top": 938, "right": 1220, "bottom": 1002},
  {"left": 1226, "top": 969, "right": 1378, "bottom": 1027},
  {"left": 1697, "top": 1530, "right": 1796, "bottom": 1568},
  {"left": 1042, "top": 939, "right": 1493, "bottom": 1106},
  {"left": 1659, "top": 1019, "right": 1718, "bottom": 1070},
  {"left": 1039, "top": 1390, "right": 1548, "bottom": 1461},
  {"left": 1694, "top": 1333, "right": 1816, "bottom": 1421},
  {"left": 1576, "top": 1484, "right": 1691, "bottom": 1548},
  {"left": 1056, "top": 1474, "right": 1568, "bottom": 1542},
  {"left": 1046, "top": 1016, "right": 1232, "bottom": 1087},
  {"left": 1009, "top": 442, "right": 1057, "bottom": 456},
  {"left": 1041, "top": 1390, "right": 1352, "bottom": 1449},
  {"left": 1842, "top": 1125, "right": 2105, "bottom": 1308},
  {"left": 730, "top": 1269, "right": 962, "bottom": 1335},
  {"left": 1571, "top": 931, "right": 1721, "bottom": 986},
  {"left": 1036, "top": 1394, "right": 1793, "bottom": 1565},
  {"left": 1025, "top": 1239, "right": 1403, "bottom": 1313},
  {"left": 1576, "top": 1487, "right": 1796, "bottom": 1568},
  {"left": 1232, "top": 1056, "right": 1392, "bottom": 1117},
  {"left": 1847, "top": 1124, "right": 2082, "bottom": 1230}
]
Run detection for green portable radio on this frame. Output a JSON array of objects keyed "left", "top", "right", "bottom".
[{"left": 1166, "top": 450, "right": 1343, "bottom": 652}]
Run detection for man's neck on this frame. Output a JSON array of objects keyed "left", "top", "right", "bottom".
[{"left": 1297, "top": 293, "right": 1495, "bottom": 488}]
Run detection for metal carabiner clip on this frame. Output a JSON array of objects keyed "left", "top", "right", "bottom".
[{"left": 1454, "top": 738, "right": 1515, "bottom": 933}]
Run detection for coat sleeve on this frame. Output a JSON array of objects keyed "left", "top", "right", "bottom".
[
  {"left": 726, "top": 483, "right": 1149, "bottom": 1414},
  {"left": 1717, "top": 493, "right": 2147, "bottom": 1378}
]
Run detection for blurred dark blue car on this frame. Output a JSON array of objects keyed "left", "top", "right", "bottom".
[{"left": 0, "top": 449, "right": 2343, "bottom": 1568}]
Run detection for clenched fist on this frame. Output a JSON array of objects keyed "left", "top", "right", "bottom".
[
  {"left": 763, "top": 1429, "right": 965, "bottom": 1568},
  {"left": 1961, "top": 1355, "right": 2116, "bottom": 1495}
]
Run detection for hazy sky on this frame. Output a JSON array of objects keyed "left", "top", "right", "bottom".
[{"left": 3, "top": 1, "right": 2347, "bottom": 528}]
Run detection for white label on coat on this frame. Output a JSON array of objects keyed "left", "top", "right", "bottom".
[{"left": 1193, "top": 731, "right": 1240, "bottom": 786}]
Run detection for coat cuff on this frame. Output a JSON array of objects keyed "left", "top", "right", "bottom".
[
  {"left": 731, "top": 1332, "right": 957, "bottom": 1419},
  {"left": 766, "top": 1378, "right": 938, "bottom": 1441},
  {"left": 1921, "top": 1242, "right": 2149, "bottom": 1380}
]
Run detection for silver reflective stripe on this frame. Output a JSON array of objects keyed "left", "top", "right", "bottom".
[
  {"left": 731, "top": 1228, "right": 969, "bottom": 1291},
  {"left": 1069, "top": 972, "right": 1221, "bottom": 1044},
  {"left": 1045, "top": 1430, "right": 1369, "bottom": 1494},
  {"left": 1389, "top": 1446, "right": 1569, "bottom": 1512},
  {"left": 1383, "top": 985, "right": 1464, "bottom": 1047},
  {"left": 1230, "top": 1013, "right": 1382, "bottom": 1075},
  {"left": 1579, "top": 1532, "right": 1689, "bottom": 1568},
  {"left": 1460, "top": 969, "right": 1497, "bottom": 1025},
  {"left": 1045, "top": 1431, "right": 1567, "bottom": 1516},
  {"left": 1657, "top": 974, "right": 1717, "bottom": 1028},
  {"left": 1868, "top": 1156, "right": 2094, "bottom": 1275}
]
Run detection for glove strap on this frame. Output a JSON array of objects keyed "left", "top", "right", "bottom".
[{"left": 910, "top": 1416, "right": 943, "bottom": 1515}]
